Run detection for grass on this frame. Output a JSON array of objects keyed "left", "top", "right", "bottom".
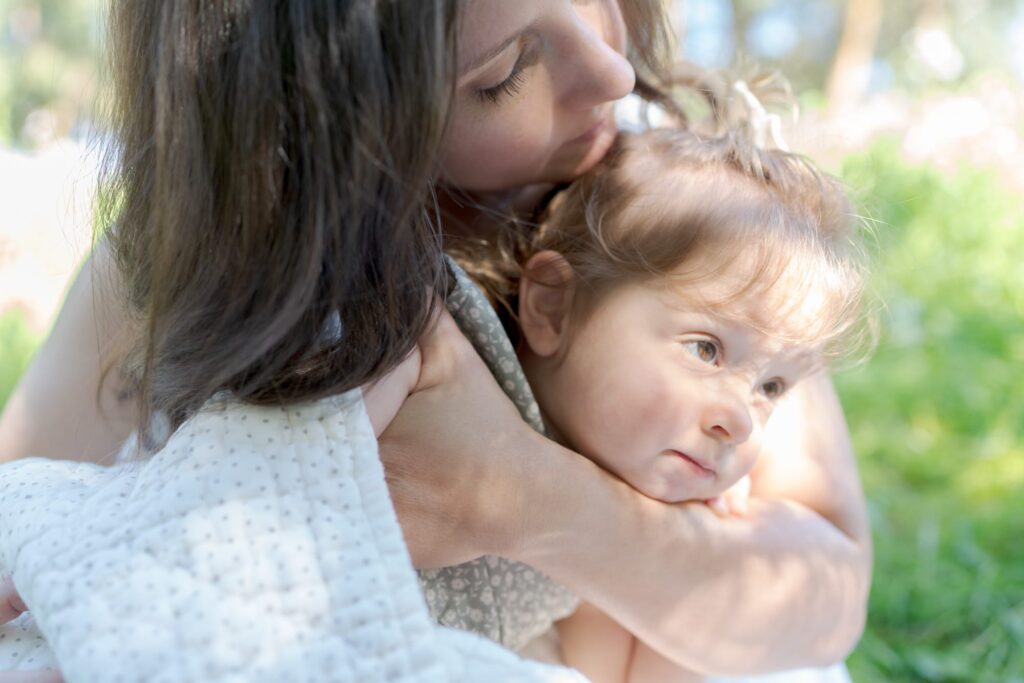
[
  {"left": 837, "top": 141, "right": 1024, "bottom": 682},
  {"left": 0, "top": 140, "right": 1021, "bottom": 681},
  {"left": 0, "top": 308, "right": 39, "bottom": 411}
]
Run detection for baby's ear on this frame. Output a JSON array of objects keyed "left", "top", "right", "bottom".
[{"left": 518, "top": 251, "right": 576, "bottom": 358}]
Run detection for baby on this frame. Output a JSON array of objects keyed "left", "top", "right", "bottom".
[
  {"left": 0, "top": 113, "right": 866, "bottom": 683},
  {"left": 449, "top": 121, "right": 868, "bottom": 681}
]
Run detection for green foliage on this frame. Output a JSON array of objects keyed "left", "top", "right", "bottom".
[
  {"left": 0, "top": 0, "right": 102, "bottom": 146},
  {"left": 838, "top": 140, "right": 1024, "bottom": 682},
  {"left": 0, "top": 308, "right": 39, "bottom": 411}
]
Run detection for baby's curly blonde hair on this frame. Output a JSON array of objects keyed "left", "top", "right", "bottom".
[{"left": 455, "top": 85, "right": 871, "bottom": 363}]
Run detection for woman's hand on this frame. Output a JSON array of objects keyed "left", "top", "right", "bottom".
[
  {"left": 377, "top": 308, "right": 538, "bottom": 568},
  {"left": 0, "top": 674, "right": 63, "bottom": 683},
  {"left": 0, "top": 578, "right": 63, "bottom": 683}
]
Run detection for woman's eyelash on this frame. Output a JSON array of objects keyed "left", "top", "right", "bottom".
[
  {"left": 481, "top": 40, "right": 552, "bottom": 105},
  {"left": 476, "top": 60, "right": 527, "bottom": 104}
]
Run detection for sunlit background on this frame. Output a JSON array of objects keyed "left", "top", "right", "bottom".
[{"left": 1, "top": 1, "right": 1022, "bottom": 681}]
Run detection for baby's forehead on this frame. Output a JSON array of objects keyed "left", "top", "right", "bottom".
[{"left": 648, "top": 274, "right": 828, "bottom": 361}]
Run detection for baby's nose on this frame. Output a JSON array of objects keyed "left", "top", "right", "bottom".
[{"left": 700, "top": 395, "right": 753, "bottom": 446}]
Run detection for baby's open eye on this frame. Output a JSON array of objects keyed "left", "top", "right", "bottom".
[
  {"left": 683, "top": 339, "right": 720, "bottom": 365},
  {"left": 761, "top": 378, "right": 787, "bottom": 400}
]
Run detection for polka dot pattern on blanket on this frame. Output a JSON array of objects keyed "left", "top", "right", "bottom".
[{"left": 0, "top": 393, "right": 584, "bottom": 682}]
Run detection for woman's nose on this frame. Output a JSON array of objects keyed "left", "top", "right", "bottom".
[
  {"left": 701, "top": 396, "right": 754, "bottom": 446},
  {"left": 559, "top": 8, "right": 636, "bottom": 109}
]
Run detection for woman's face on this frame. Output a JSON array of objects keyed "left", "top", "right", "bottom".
[{"left": 442, "top": 0, "right": 635, "bottom": 192}]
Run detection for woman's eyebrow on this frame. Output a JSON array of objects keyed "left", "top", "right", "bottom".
[{"left": 460, "top": 32, "right": 521, "bottom": 76}]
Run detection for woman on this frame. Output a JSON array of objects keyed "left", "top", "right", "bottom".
[{"left": 0, "top": 0, "right": 870, "bottom": 678}]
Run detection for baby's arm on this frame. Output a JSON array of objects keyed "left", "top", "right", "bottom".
[
  {"left": 558, "top": 602, "right": 703, "bottom": 683},
  {"left": 557, "top": 602, "right": 634, "bottom": 683},
  {"left": 627, "top": 640, "right": 705, "bottom": 683},
  {"left": 361, "top": 346, "right": 422, "bottom": 437}
]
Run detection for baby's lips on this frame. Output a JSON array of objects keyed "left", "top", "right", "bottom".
[{"left": 670, "top": 449, "right": 716, "bottom": 476}]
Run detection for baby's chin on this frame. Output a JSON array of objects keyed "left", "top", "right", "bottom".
[
  {"left": 620, "top": 471, "right": 707, "bottom": 504},
  {"left": 618, "top": 459, "right": 736, "bottom": 504}
]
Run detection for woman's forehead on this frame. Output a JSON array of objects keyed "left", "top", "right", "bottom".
[{"left": 457, "top": 0, "right": 539, "bottom": 71}]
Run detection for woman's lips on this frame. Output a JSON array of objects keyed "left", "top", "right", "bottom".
[
  {"left": 568, "top": 109, "right": 613, "bottom": 145},
  {"left": 671, "top": 450, "right": 716, "bottom": 477}
]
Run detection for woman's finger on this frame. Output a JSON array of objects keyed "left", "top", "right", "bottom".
[
  {"left": 411, "top": 307, "right": 467, "bottom": 391},
  {"left": 0, "top": 672, "right": 64, "bottom": 683},
  {"left": 0, "top": 576, "right": 27, "bottom": 624}
]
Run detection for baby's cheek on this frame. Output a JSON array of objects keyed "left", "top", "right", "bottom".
[{"left": 732, "top": 442, "right": 762, "bottom": 481}]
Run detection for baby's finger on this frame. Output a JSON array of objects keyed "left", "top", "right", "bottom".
[
  {"left": 705, "top": 497, "right": 730, "bottom": 518},
  {"left": 724, "top": 490, "right": 750, "bottom": 517},
  {"left": 723, "top": 476, "right": 752, "bottom": 517},
  {"left": 0, "top": 576, "right": 28, "bottom": 624}
]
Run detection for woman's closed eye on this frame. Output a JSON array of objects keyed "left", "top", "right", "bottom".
[
  {"left": 682, "top": 338, "right": 721, "bottom": 366},
  {"left": 476, "top": 43, "right": 540, "bottom": 104}
]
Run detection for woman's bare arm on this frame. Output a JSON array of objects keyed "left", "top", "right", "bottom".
[
  {"left": 380, "top": 315, "right": 870, "bottom": 676},
  {"left": 751, "top": 371, "right": 871, "bottom": 550},
  {"left": 0, "top": 244, "right": 136, "bottom": 465},
  {"left": 510, "top": 441, "right": 867, "bottom": 676}
]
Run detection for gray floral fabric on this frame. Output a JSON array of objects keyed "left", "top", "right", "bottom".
[{"left": 415, "top": 259, "right": 579, "bottom": 651}]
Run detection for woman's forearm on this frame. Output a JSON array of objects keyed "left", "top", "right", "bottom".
[
  {"left": 0, "top": 244, "right": 136, "bottom": 465},
  {"left": 510, "top": 432, "right": 869, "bottom": 677}
]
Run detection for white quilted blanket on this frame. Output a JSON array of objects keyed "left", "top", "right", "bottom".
[{"left": 0, "top": 391, "right": 585, "bottom": 682}]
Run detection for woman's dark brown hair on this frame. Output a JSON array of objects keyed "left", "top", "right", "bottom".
[{"left": 99, "top": 0, "right": 675, "bottom": 443}]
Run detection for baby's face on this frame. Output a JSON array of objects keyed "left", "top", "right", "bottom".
[{"left": 535, "top": 277, "right": 818, "bottom": 504}]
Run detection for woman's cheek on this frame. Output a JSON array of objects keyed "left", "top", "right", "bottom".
[
  {"left": 442, "top": 78, "right": 558, "bottom": 190},
  {"left": 443, "top": 133, "right": 550, "bottom": 191}
]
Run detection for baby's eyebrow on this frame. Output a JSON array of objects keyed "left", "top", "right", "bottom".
[{"left": 783, "top": 351, "right": 826, "bottom": 377}]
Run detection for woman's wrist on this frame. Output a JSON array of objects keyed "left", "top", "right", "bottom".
[
  {"left": 498, "top": 430, "right": 664, "bottom": 571},
  {"left": 483, "top": 427, "right": 581, "bottom": 561}
]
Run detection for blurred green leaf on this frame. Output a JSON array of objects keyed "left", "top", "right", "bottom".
[{"left": 0, "top": 308, "right": 39, "bottom": 410}]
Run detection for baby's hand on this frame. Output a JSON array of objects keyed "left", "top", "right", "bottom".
[{"left": 706, "top": 475, "right": 751, "bottom": 518}]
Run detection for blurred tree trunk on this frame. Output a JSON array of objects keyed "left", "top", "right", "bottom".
[
  {"left": 915, "top": 0, "right": 948, "bottom": 31},
  {"left": 732, "top": 1, "right": 749, "bottom": 60},
  {"left": 824, "top": 0, "right": 883, "bottom": 120}
]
